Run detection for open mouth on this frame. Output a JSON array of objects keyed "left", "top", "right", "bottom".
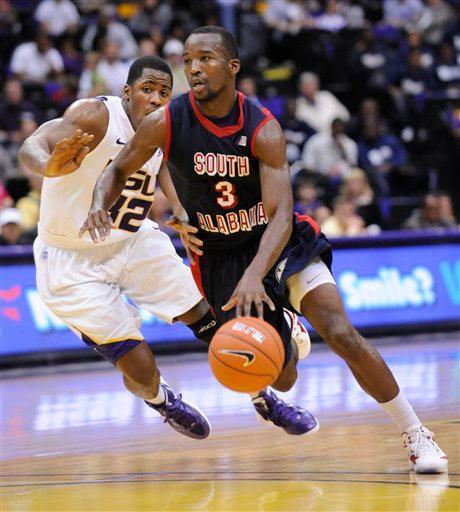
[{"left": 191, "top": 79, "right": 207, "bottom": 91}]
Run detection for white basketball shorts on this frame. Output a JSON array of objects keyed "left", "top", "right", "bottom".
[{"left": 34, "top": 227, "right": 203, "bottom": 346}]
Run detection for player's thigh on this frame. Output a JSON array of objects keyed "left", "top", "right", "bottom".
[
  {"left": 122, "top": 228, "right": 202, "bottom": 323},
  {"left": 34, "top": 239, "right": 143, "bottom": 343}
]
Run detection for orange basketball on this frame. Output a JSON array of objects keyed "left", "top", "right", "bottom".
[{"left": 209, "top": 316, "right": 285, "bottom": 393}]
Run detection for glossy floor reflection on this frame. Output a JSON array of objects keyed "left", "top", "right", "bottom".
[{"left": 2, "top": 334, "right": 459, "bottom": 511}]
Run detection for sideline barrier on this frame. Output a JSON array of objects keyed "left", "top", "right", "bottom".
[{"left": 1, "top": 230, "right": 459, "bottom": 364}]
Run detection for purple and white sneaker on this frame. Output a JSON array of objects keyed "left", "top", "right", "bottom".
[
  {"left": 145, "top": 384, "right": 211, "bottom": 440},
  {"left": 252, "top": 389, "right": 319, "bottom": 436}
]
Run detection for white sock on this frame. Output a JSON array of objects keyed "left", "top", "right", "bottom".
[
  {"left": 379, "top": 391, "right": 422, "bottom": 434},
  {"left": 145, "top": 384, "right": 167, "bottom": 405}
]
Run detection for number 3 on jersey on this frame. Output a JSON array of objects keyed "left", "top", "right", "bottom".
[{"left": 215, "top": 181, "right": 237, "bottom": 209}]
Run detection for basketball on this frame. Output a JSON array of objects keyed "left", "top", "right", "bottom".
[{"left": 209, "top": 316, "right": 285, "bottom": 393}]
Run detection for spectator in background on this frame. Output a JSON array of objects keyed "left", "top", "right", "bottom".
[
  {"left": 238, "top": 76, "right": 261, "bottom": 105},
  {"left": 383, "top": 0, "right": 424, "bottom": 31},
  {"left": 314, "top": 0, "right": 347, "bottom": 32},
  {"left": 34, "top": 0, "right": 80, "bottom": 39},
  {"left": 320, "top": 197, "right": 367, "bottom": 237},
  {"left": 348, "top": 98, "right": 389, "bottom": 140},
  {"left": 295, "top": 72, "right": 349, "bottom": 133},
  {"left": 417, "top": 0, "right": 457, "bottom": 46},
  {"left": 302, "top": 118, "right": 357, "bottom": 180},
  {"left": 59, "top": 36, "right": 83, "bottom": 77},
  {"left": 0, "top": 183, "right": 13, "bottom": 210},
  {"left": 129, "top": 0, "right": 173, "bottom": 39},
  {"left": 293, "top": 177, "right": 324, "bottom": 216},
  {"left": 10, "top": 32, "right": 64, "bottom": 86},
  {"left": 81, "top": 3, "right": 138, "bottom": 61},
  {"left": 395, "top": 48, "right": 436, "bottom": 98},
  {"left": 96, "top": 41, "right": 130, "bottom": 96},
  {"left": 16, "top": 171, "right": 42, "bottom": 231},
  {"left": 435, "top": 42, "right": 460, "bottom": 94},
  {"left": 263, "top": 0, "right": 308, "bottom": 36},
  {"left": 338, "top": 168, "right": 382, "bottom": 228},
  {"left": 78, "top": 51, "right": 108, "bottom": 99},
  {"left": 163, "top": 38, "right": 189, "bottom": 97},
  {"left": 358, "top": 120, "right": 407, "bottom": 195},
  {"left": 280, "top": 97, "right": 315, "bottom": 166},
  {"left": 138, "top": 38, "right": 159, "bottom": 58},
  {"left": 403, "top": 193, "right": 457, "bottom": 230},
  {"left": 0, "top": 207, "right": 34, "bottom": 245},
  {"left": 0, "top": 79, "right": 39, "bottom": 143}
]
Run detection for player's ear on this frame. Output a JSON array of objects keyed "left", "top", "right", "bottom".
[
  {"left": 122, "top": 84, "right": 131, "bottom": 100},
  {"left": 229, "top": 59, "right": 240, "bottom": 77}
]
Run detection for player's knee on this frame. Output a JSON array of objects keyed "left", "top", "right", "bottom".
[
  {"left": 185, "top": 307, "right": 220, "bottom": 344},
  {"left": 176, "top": 299, "right": 209, "bottom": 325},
  {"left": 323, "top": 319, "right": 363, "bottom": 361}
]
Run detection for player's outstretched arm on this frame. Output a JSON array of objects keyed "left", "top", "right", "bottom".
[
  {"left": 158, "top": 163, "right": 203, "bottom": 262},
  {"left": 79, "top": 108, "right": 167, "bottom": 243},
  {"left": 18, "top": 99, "right": 106, "bottom": 177},
  {"left": 222, "top": 118, "right": 293, "bottom": 318}
]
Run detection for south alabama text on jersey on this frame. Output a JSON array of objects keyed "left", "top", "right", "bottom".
[{"left": 197, "top": 201, "right": 268, "bottom": 235}]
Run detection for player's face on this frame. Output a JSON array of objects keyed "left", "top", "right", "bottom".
[
  {"left": 124, "top": 68, "right": 172, "bottom": 128},
  {"left": 183, "top": 34, "right": 240, "bottom": 102}
]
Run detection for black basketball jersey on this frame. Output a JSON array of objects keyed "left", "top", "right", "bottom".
[{"left": 165, "top": 91, "right": 274, "bottom": 251}]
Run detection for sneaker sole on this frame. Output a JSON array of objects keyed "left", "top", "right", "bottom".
[
  {"left": 255, "top": 411, "right": 320, "bottom": 437},
  {"left": 411, "top": 461, "right": 449, "bottom": 474}
]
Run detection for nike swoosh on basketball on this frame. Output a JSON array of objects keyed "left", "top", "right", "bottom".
[
  {"left": 116, "top": 138, "right": 126, "bottom": 145},
  {"left": 218, "top": 349, "right": 255, "bottom": 366}
]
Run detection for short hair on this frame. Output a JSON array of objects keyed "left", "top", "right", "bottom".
[
  {"left": 127, "top": 56, "right": 173, "bottom": 87},
  {"left": 188, "top": 26, "right": 238, "bottom": 60}
]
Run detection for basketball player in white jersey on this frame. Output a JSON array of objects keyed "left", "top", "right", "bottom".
[{"left": 18, "top": 56, "right": 217, "bottom": 439}]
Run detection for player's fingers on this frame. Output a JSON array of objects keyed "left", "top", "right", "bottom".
[
  {"left": 78, "top": 222, "right": 88, "bottom": 238},
  {"left": 185, "top": 225, "right": 198, "bottom": 234},
  {"left": 188, "top": 243, "right": 203, "bottom": 256},
  {"left": 185, "top": 247, "right": 195, "bottom": 265},
  {"left": 187, "top": 234, "right": 203, "bottom": 247},
  {"left": 74, "top": 146, "right": 90, "bottom": 166},
  {"left": 85, "top": 215, "right": 99, "bottom": 243},
  {"left": 222, "top": 296, "right": 237, "bottom": 312},
  {"left": 95, "top": 211, "right": 109, "bottom": 241},
  {"left": 236, "top": 298, "right": 244, "bottom": 318},
  {"left": 255, "top": 299, "right": 264, "bottom": 319},
  {"left": 263, "top": 294, "right": 276, "bottom": 312},
  {"left": 54, "top": 138, "right": 69, "bottom": 152},
  {"left": 243, "top": 298, "right": 253, "bottom": 317}
]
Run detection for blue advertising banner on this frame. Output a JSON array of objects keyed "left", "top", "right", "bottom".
[{"left": 1, "top": 241, "right": 459, "bottom": 356}]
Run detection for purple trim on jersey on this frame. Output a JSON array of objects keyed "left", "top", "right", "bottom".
[
  {"left": 80, "top": 333, "right": 142, "bottom": 366},
  {"left": 188, "top": 90, "right": 245, "bottom": 137}
]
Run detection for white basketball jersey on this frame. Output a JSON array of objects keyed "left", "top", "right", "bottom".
[{"left": 38, "top": 96, "right": 163, "bottom": 249}]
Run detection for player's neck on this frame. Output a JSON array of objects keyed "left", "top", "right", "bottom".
[
  {"left": 195, "top": 88, "right": 237, "bottom": 118},
  {"left": 121, "top": 98, "right": 137, "bottom": 130}
]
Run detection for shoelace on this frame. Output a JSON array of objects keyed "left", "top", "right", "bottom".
[
  {"left": 162, "top": 394, "right": 197, "bottom": 428},
  {"left": 406, "top": 428, "right": 441, "bottom": 454},
  {"left": 260, "top": 393, "right": 305, "bottom": 427}
]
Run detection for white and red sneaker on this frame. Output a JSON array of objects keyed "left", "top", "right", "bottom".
[
  {"left": 284, "top": 309, "right": 311, "bottom": 360},
  {"left": 402, "top": 426, "right": 448, "bottom": 474}
]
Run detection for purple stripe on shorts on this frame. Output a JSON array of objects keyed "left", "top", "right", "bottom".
[{"left": 81, "top": 333, "right": 141, "bottom": 365}]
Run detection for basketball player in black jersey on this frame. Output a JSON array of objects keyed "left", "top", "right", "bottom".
[{"left": 81, "top": 27, "right": 447, "bottom": 472}]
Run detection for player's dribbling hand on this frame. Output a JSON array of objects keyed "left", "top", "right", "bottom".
[
  {"left": 165, "top": 215, "right": 203, "bottom": 263},
  {"left": 78, "top": 208, "right": 114, "bottom": 243},
  {"left": 222, "top": 272, "right": 275, "bottom": 318},
  {"left": 45, "top": 129, "right": 94, "bottom": 177}
]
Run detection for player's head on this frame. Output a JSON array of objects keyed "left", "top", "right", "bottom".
[
  {"left": 184, "top": 26, "right": 240, "bottom": 102},
  {"left": 123, "top": 56, "right": 173, "bottom": 129}
]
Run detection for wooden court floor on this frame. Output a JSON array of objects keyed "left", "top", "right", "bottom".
[{"left": 2, "top": 334, "right": 459, "bottom": 511}]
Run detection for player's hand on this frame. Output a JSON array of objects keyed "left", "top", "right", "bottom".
[
  {"left": 222, "top": 272, "right": 275, "bottom": 318},
  {"left": 78, "top": 208, "right": 114, "bottom": 243},
  {"left": 45, "top": 129, "right": 94, "bottom": 177},
  {"left": 165, "top": 215, "right": 203, "bottom": 263}
]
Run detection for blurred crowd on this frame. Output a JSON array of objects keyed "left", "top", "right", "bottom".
[{"left": 1, "top": 0, "right": 459, "bottom": 246}]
